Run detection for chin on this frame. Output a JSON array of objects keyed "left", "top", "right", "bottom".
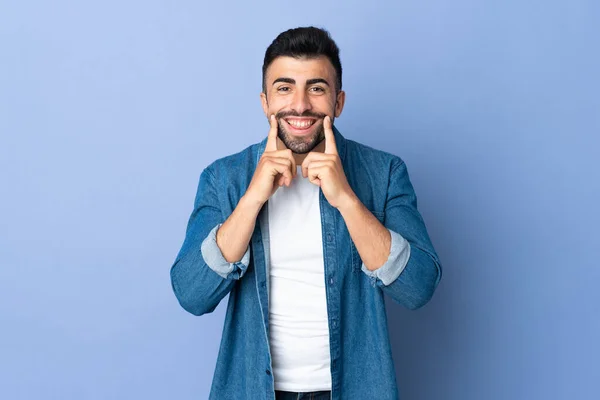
[{"left": 279, "top": 129, "right": 323, "bottom": 154}]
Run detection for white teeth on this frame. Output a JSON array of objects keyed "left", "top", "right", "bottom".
[{"left": 287, "top": 119, "right": 314, "bottom": 128}]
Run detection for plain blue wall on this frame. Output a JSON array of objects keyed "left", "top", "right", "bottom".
[{"left": 1, "top": 1, "right": 598, "bottom": 399}]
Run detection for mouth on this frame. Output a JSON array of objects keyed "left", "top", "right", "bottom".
[{"left": 283, "top": 117, "right": 317, "bottom": 136}]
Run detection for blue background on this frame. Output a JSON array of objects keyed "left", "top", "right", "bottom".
[{"left": 1, "top": 1, "right": 598, "bottom": 399}]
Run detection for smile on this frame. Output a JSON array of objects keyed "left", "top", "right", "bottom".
[{"left": 284, "top": 118, "right": 316, "bottom": 130}]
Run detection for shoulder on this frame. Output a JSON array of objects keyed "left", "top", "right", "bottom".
[
  {"left": 343, "top": 137, "right": 406, "bottom": 173},
  {"left": 204, "top": 140, "right": 262, "bottom": 176}
]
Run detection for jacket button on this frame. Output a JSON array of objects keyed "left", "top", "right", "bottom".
[
  {"left": 327, "top": 234, "right": 332, "bottom": 242},
  {"left": 265, "top": 370, "right": 271, "bottom": 376}
]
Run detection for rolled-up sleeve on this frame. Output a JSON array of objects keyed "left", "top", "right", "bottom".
[
  {"left": 361, "top": 158, "right": 442, "bottom": 310},
  {"left": 361, "top": 229, "right": 411, "bottom": 286},
  {"left": 200, "top": 223, "right": 251, "bottom": 280}
]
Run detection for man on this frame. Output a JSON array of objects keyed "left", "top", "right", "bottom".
[{"left": 170, "top": 27, "right": 442, "bottom": 400}]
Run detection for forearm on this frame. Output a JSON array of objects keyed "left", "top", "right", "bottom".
[
  {"left": 216, "top": 194, "right": 263, "bottom": 263},
  {"left": 338, "top": 194, "right": 391, "bottom": 271}
]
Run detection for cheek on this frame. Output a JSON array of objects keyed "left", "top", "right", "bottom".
[
  {"left": 308, "top": 96, "right": 335, "bottom": 112},
  {"left": 267, "top": 97, "right": 288, "bottom": 113},
  {"left": 324, "top": 100, "right": 338, "bottom": 116},
  {"left": 325, "top": 95, "right": 338, "bottom": 109}
]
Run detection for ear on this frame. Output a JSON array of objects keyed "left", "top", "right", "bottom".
[
  {"left": 334, "top": 90, "right": 346, "bottom": 118},
  {"left": 260, "top": 92, "right": 269, "bottom": 118}
]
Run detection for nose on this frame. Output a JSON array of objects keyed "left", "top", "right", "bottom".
[{"left": 289, "top": 89, "right": 312, "bottom": 115}]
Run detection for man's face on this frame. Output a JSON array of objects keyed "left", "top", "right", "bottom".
[{"left": 261, "top": 56, "right": 345, "bottom": 154}]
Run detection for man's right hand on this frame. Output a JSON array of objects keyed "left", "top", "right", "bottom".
[{"left": 244, "top": 115, "right": 297, "bottom": 206}]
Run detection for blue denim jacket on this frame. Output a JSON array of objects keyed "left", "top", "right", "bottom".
[{"left": 170, "top": 127, "right": 442, "bottom": 400}]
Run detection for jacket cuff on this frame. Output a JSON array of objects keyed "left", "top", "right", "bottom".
[
  {"left": 361, "top": 229, "right": 411, "bottom": 286},
  {"left": 200, "top": 223, "right": 251, "bottom": 280}
]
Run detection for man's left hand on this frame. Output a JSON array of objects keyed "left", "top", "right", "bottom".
[{"left": 301, "top": 116, "right": 356, "bottom": 209}]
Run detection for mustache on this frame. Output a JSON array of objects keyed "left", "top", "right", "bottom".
[{"left": 275, "top": 110, "right": 327, "bottom": 120}]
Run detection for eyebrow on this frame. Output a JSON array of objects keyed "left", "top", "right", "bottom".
[
  {"left": 272, "top": 77, "right": 330, "bottom": 86},
  {"left": 307, "top": 78, "right": 329, "bottom": 86}
]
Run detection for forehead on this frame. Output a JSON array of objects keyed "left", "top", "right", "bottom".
[{"left": 265, "top": 56, "right": 336, "bottom": 84}]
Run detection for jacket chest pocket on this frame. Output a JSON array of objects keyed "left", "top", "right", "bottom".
[{"left": 350, "top": 210, "right": 386, "bottom": 272}]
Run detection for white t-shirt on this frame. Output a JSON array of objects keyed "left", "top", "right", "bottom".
[{"left": 268, "top": 165, "right": 332, "bottom": 392}]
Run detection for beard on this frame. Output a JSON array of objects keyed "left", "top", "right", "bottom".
[{"left": 275, "top": 110, "right": 331, "bottom": 154}]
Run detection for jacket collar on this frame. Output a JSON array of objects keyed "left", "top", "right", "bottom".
[{"left": 255, "top": 125, "right": 347, "bottom": 166}]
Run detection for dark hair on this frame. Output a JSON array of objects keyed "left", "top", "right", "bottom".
[{"left": 262, "top": 27, "right": 342, "bottom": 94}]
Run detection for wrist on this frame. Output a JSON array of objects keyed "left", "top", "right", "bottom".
[
  {"left": 336, "top": 190, "right": 360, "bottom": 213},
  {"left": 239, "top": 193, "right": 265, "bottom": 214}
]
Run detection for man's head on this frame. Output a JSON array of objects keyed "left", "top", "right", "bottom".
[{"left": 261, "top": 27, "right": 345, "bottom": 154}]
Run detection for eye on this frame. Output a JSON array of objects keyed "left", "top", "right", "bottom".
[
  {"left": 277, "top": 86, "right": 291, "bottom": 93},
  {"left": 309, "top": 86, "right": 325, "bottom": 93}
]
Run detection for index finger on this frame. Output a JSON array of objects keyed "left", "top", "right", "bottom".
[
  {"left": 265, "top": 114, "right": 278, "bottom": 152},
  {"left": 324, "top": 116, "right": 338, "bottom": 155}
]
